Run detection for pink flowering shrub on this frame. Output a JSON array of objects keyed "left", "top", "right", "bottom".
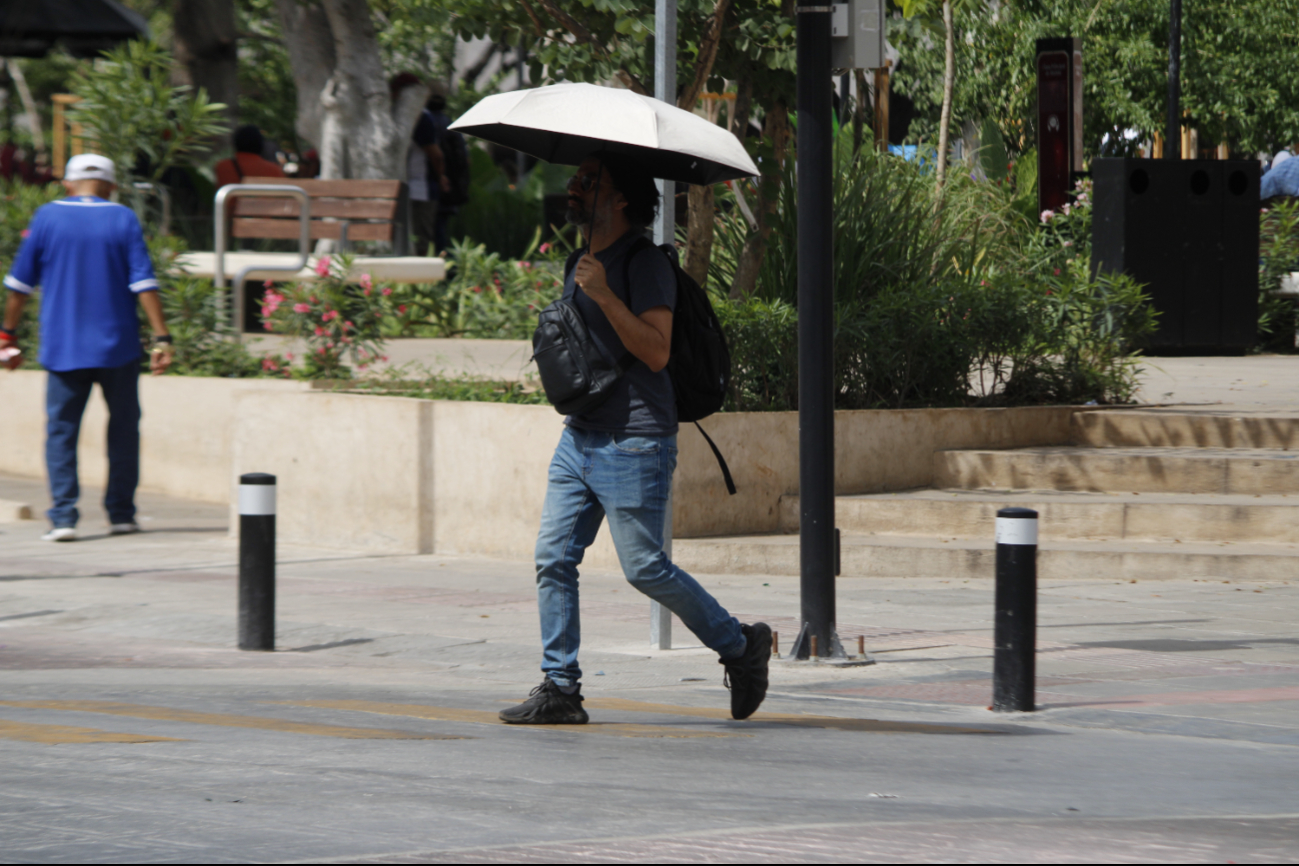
[
  {"left": 381, "top": 235, "right": 566, "bottom": 338},
  {"left": 259, "top": 254, "right": 388, "bottom": 379}
]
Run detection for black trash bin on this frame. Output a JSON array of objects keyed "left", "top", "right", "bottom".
[{"left": 1091, "top": 157, "right": 1260, "bottom": 353}]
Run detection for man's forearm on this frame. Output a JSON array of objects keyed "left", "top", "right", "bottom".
[
  {"left": 3, "top": 290, "right": 27, "bottom": 333},
  {"left": 595, "top": 297, "right": 671, "bottom": 372},
  {"left": 137, "top": 291, "right": 169, "bottom": 336}
]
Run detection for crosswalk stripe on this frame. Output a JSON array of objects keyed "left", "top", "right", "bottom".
[
  {"left": 274, "top": 700, "right": 745, "bottom": 738},
  {"left": 585, "top": 698, "right": 999, "bottom": 734},
  {"left": 0, "top": 701, "right": 469, "bottom": 740},
  {"left": 0, "top": 717, "right": 184, "bottom": 744}
]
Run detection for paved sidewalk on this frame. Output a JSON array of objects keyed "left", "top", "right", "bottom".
[{"left": 3, "top": 472, "right": 1299, "bottom": 862}]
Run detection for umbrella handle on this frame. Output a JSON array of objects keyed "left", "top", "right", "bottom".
[{"left": 586, "top": 159, "right": 606, "bottom": 255}]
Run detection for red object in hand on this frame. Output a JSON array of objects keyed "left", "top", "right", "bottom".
[{"left": 0, "top": 335, "right": 22, "bottom": 370}]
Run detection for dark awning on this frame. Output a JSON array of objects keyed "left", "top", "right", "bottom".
[{"left": 0, "top": 0, "right": 149, "bottom": 58}]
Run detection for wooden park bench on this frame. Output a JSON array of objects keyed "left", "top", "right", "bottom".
[{"left": 175, "top": 177, "right": 446, "bottom": 331}]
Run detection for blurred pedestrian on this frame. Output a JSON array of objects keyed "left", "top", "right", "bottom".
[
  {"left": 390, "top": 73, "right": 447, "bottom": 256},
  {"left": 1262, "top": 151, "right": 1299, "bottom": 201},
  {"left": 1, "top": 154, "right": 174, "bottom": 542},
  {"left": 215, "top": 125, "right": 285, "bottom": 188},
  {"left": 427, "top": 85, "right": 470, "bottom": 255}
]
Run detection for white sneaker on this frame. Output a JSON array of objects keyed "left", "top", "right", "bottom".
[
  {"left": 41, "top": 527, "right": 77, "bottom": 542},
  {"left": 109, "top": 523, "right": 141, "bottom": 536}
]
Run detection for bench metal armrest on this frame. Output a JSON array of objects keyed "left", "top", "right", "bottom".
[{"left": 214, "top": 184, "right": 312, "bottom": 334}]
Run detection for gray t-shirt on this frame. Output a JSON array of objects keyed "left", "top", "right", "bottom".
[{"left": 564, "top": 230, "right": 678, "bottom": 436}]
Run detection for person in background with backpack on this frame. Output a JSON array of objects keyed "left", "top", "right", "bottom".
[
  {"left": 390, "top": 73, "right": 447, "bottom": 257},
  {"left": 426, "top": 85, "right": 470, "bottom": 254},
  {"left": 499, "top": 152, "right": 771, "bottom": 726}
]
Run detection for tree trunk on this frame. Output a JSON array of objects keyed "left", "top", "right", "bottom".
[
  {"left": 731, "top": 75, "right": 753, "bottom": 139},
  {"left": 274, "top": 0, "right": 334, "bottom": 151},
  {"left": 675, "top": 0, "right": 732, "bottom": 286},
  {"left": 853, "top": 68, "right": 868, "bottom": 154},
  {"left": 936, "top": 0, "right": 954, "bottom": 185},
  {"left": 682, "top": 184, "right": 715, "bottom": 285},
  {"left": 173, "top": 0, "right": 239, "bottom": 145},
  {"left": 275, "top": 0, "right": 426, "bottom": 181},
  {"left": 730, "top": 99, "right": 789, "bottom": 299}
]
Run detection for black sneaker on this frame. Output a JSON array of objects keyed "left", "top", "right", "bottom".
[
  {"left": 498, "top": 679, "right": 589, "bottom": 725},
  {"left": 719, "top": 622, "right": 773, "bottom": 720}
]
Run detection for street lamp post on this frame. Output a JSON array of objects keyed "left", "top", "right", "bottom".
[
  {"left": 651, "top": 0, "right": 677, "bottom": 651},
  {"left": 794, "top": 3, "right": 837, "bottom": 660}
]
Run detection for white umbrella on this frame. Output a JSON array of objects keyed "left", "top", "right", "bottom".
[{"left": 449, "top": 82, "right": 758, "bottom": 185}]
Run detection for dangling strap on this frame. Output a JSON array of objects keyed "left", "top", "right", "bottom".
[{"left": 694, "top": 421, "right": 737, "bottom": 496}]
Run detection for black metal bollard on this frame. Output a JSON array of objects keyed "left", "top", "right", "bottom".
[
  {"left": 993, "top": 507, "right": 1038, "bottom": 712},
  {"left": 238, "top": 472, "right": 276, "bottom": 651}
]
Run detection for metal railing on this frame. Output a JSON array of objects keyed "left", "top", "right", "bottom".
[{"left": 213, "top": 184, "right": 312, "bottom": 335}]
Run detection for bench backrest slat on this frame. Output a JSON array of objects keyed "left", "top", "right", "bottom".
[
  {"left": 224, "top": 176, "right": 408, "bottom": 254},
  {"left": 233, "top": 198, "right": 398, "bottom": 220},
  {"left": 232, "top": 218, "right": 394, "bottom": 242},
  {"left": 242, "top": 177, "right": 401, "bottom": 198}
]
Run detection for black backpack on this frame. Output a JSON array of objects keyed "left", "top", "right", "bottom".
[
  {"left": 437, "top": 127, "right": 471, "bottom": 208},
  {"left": 531, "top": 240, "right": 736, "bottom": 495}
]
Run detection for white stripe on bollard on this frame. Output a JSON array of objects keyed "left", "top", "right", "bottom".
[
  {"left": 995, "top": 515, "right": 1038, "bottom": 546},
  {"left": 238, "top": 484, "right": 276, "bottom": 516}
]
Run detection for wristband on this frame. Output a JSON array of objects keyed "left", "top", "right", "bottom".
[
  {"left": 0, "top": 327, "right": 15, "bottom": 339},
  {"left": 153, "top": 334, "right": 174, "bottom": 344}
]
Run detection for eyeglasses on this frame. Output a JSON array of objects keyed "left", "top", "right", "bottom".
[{"left": 567, "top": 173, "right": 599, "bottom": 192}]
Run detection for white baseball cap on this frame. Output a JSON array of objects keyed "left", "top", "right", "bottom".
[{"left": 64, "top": 153, "right": 117, "bottom": 184}]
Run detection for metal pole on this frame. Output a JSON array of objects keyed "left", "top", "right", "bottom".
[
  {"left": 650, "top": 0, "right": 678, "bottom": 648},
  {"left": 796, "top": 4, "right": 835, "bottom": 660},
  {"left": 992, "top": 507, "right": 1038, "bottom": 711},
  {"left": 238, "top": 472, "right": 277, "bottom": 651},
  {"left": 651, "top": 492, "right": 673, "bottom": 649},
  {"left": 517, "top": 38, "right": 528, "bottom": 183},
  {"left": 653, "top": 0, "right": 678, "bottom": 247},
  {"left": 1166, "top": 0, "right": 1182, "bottom": 160}
]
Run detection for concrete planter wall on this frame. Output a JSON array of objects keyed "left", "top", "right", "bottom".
[
  {"left": 0, "top": 370, "right": 1078, "bottom": 557},
  {"left": 0, "top": 371, "right": 309, "bottom": 505}
]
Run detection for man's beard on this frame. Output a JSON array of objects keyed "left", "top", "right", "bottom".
[{"left": 564, "top": 199, "right": 588, "bottom": 226}]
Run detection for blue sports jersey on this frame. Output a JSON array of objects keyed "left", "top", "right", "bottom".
[{"left": 4, "top": 196, "right": 157, "bottom": 372}]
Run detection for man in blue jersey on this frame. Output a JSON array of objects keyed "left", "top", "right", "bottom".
[{"left": 1, "top": 154, "right": 174, "bottom": 542}]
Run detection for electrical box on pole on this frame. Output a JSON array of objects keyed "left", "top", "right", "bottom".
[
  {"left": 1035, "top": 37, "right": 1083, "bottom": 214},
  {"left": 830, "top": 0, "right": 885, "bottom": 71}
]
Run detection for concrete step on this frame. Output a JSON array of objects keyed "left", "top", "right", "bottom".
[
  {"left": 1073, "top": 410, "right": 1299, "bottom": 450},
  {"left": 935, "top": 446, "right": 1299, "bottom": 495},
  {"left": 673, "top": 532, "right": 1299, "bottom": 581},
  {"left": 778, "top": 489, "right": 1299, "bottom": 545}
]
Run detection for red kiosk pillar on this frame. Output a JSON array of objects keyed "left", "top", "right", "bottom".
[{"left": 1036, "top": 37, "right": 1082, "bottom": 214}]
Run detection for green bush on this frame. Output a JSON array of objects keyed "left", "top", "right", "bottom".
[
  {"left": 1258, "top": 199, "right": 1299, "bottom": 352},
  {"left": 709, "top": 134, "right": 1155, "bottom": 410},
  {"left": 446, "top": 150, "right": 571, "bottom": 259},
  {"left": 383, "top": 233, "right": 566, "bottom": 339},
  {"left": 0, "top": 179, "right": 61, "bottom": 368}
]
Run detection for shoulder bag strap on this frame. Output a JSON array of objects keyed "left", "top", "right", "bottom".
[{"left": 694, "top": 421, "right": 737, "bottom": 495}]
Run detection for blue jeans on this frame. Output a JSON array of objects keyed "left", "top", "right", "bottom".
[
  {"left": 535, "top": 426, "right": 747, "bottom": 687},
  {"left": 45, "top": 360, "right": 141, "bottom": 528}
]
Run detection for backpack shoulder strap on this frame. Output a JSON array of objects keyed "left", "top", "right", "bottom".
[
  {"left": 620, "top": 234, "right": 659, "bottom": 308},
  {"left": 694, "top": 421, "right": 737, "bottom": 495}
]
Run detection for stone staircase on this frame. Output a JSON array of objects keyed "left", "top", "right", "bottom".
[{"left": 674, "top": 409, "right": 1299, "bottom": 580}]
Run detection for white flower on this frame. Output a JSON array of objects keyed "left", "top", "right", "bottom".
[{"left": 1040, "top": 209, "right": 1055, "bottom": 222}]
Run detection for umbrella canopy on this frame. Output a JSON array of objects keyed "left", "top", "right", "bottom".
[
  {"left": 449, "top": 82, "right": 758, "bottom": 185},
  {"left": 0, "top": 0, "right": 148, "bottom": 58}
]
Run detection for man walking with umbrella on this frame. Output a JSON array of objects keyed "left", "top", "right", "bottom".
[{"left": 498, "top": 152, "right": 772, "bottom": 725}]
